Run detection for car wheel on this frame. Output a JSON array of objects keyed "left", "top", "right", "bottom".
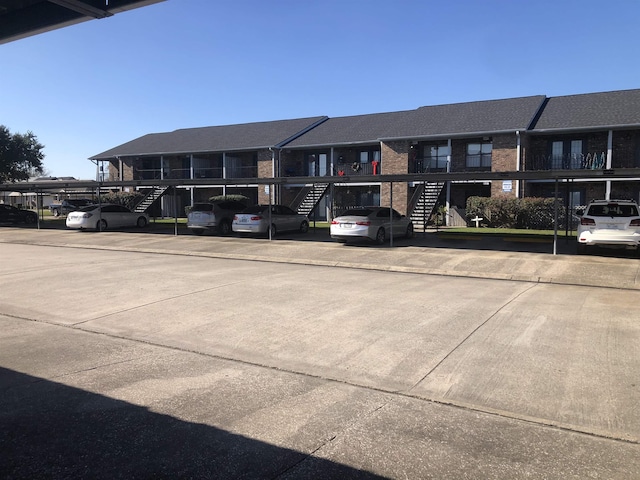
[
  {"left": 375, "top": 227, "right": 386, "bottom": 244},
  {"left": 97, "top": 219, "right": 108, "bottom": 231},
  {"left": 52, "top": 209, "right": 60, "bottom": 217},
  {"left": 218, "top": 220, "right": 231, "bottom": 235},
  {"left": 136, "top": 216, "right": 147, "bottom": 228},
  {"left": 576, "top": 243, "right": 588, "bottom": 255},
  {"left": 192, "top": 229, "right": 204, "bottom": 235},
  {"left": 300, "top": 220, "right": 309, "bottom": 233},
  {"left": 268, "top": 224, "right": 277, "bottom": 238},
  {"left": 405, "top": 223, "right": 414, "bottom": 239},
  {"left": 24, "top": 214, "right": 37, "bottom": 225}
]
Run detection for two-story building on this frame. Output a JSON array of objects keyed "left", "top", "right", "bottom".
[{"left": 90, "top": 88, "right": 640, "bottom": 224}]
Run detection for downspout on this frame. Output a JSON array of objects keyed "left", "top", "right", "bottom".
[
  {"left": 605, "top": 130, "right": 613, "bottom": 200},
  {"left": 515, "top": 130, "right": 521, "bottom": 198}
]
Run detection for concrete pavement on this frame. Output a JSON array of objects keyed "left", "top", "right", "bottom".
[
  {"left": 1, "top": 225, "right": 640, "bottom": 478},
  {"left": 1, "top": 223, "right": 640, "bottom": 290}
]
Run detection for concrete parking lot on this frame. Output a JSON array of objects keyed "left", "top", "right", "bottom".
[{"left": 1, "top": 227, "right": 639, "bottom": 478}]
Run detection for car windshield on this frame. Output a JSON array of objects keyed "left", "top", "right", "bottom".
[
  {"left": 191, "top": 203, "right": 214, "bottom": 212},
  {"left": 341, "top": 209, "right": 374, "bottom": 217},
  {"left": 587, "top": 203, "right": 639, "bottom": 217}
]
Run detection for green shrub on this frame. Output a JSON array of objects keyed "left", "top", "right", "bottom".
[
  {"left": 99, "top": 191, "right": 144, "bottom": 210},
  {"left": 466, "top": 196, "right": 563, "bottom": 229}
]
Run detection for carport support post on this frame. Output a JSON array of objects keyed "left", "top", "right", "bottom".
[
  {"left": 553, "top": 178, "right": 559, "bottom": 255},
  {"left": 173, "top": 186, "right": 178, "bottom": 236},
  {"left": 389, "top": 182, "right": 393, "bottom": 247}
]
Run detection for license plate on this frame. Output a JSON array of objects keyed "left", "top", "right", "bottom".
[{"left": 341, "top": 223, "right": 353, "bottom": 228}]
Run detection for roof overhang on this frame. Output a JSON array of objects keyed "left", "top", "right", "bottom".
[{"left": 0, "top": 0, "right": 165, "bottom": 45}]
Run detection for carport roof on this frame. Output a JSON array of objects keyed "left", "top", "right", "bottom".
[
  {"left": 283, "top": 95, "right": 546, "bottom": 147},
  {"left": 0, "top": 0, "right": 165, "bottom": 45},
  {"left": 90, "top": 116, "right": 329, "bottom": 159},
  {"left": 530, "top": 89, "right": 640, "bottom": 132}
]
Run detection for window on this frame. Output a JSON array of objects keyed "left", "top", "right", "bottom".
[
  {"left": 358, "top": 149, "right": 381, "bottom": 163},
  {"left": 466, "top": 141, "right": 492, "bottom": 168},
  {"left": 551, "top": 139, "right": 583, "bottom": 168},
  {"left": 423, "top": 144, "right": 450, "bottom": 170}
]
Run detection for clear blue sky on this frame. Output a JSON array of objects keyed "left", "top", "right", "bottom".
[{"left": 2, "top": 0, "right": 639, "bottom": 180}]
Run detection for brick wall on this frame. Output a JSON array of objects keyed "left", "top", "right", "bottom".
[
  {"left": 490, "top": 134, "right": 518, "bottom": 198},
  {"left": 381, "top": 140, "right": 409, "bottom": 214},
  {"left": 257, "top": 149, "right": 273, "bottom": 204}
]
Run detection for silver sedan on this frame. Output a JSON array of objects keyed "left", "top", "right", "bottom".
[
  {"left": 330, "top": 206, "right": 414, "bottom": 244},
  {"left": 232, "top": 204, "right": 309, "bottom": 237}
]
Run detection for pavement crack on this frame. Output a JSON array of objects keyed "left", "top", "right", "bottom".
[
  {"left": 407, "top": 282, "right": 539, "bottom": 393},
  {"left": 70, "top": 280, "right": 247, "bottom": 326}
]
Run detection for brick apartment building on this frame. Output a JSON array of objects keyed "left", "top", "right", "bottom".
[{"left": 91, "top": 89, "right": 640, "bottom": 225}]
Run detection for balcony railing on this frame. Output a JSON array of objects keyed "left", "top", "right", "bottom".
[
  {"left": 526, "top": 152, "right": 606, "bottom": 171},
  {"left": 335, "top": 162, "right": 381, "bottom": 176},
  {"left": 226, "top": 165, "right": 258, "bottom": 179},
  {"left": 193, "top": 167, "right": 223, "bottom": 179},
  {"left": 410, "top": 158, "right": 449, "bottom": 174}
]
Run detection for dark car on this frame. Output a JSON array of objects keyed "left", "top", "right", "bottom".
[
  {"left": 0, "top": 204, "right": 38, "bottom": 225},
  {"left": 49, "top": 198, "right": 94, "bottom": 217},
  {"left": 187, "top": 199, "right": 248, "bottom": 235}
]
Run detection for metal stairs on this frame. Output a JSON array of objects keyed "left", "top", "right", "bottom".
[
  {"left": 410, "top": 181, "right": 445, "bottom": 231},
  {"left": 295, "top": 183, "right": 330, "bottom": 217},
  {"left": 133, "top": 186, "right": 169, "bottom": 213}
]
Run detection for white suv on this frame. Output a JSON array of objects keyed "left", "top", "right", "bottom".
[{"left": 577, "top": 199, "right": 640, "bottom": 254}]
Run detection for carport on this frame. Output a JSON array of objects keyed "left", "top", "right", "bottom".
[{"left": 4, "top": 167, "right": 640, "bottom": 254}]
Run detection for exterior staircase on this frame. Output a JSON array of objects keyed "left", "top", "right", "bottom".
[
  {"left": 409, "top": 181, "right": 445, "bottom": 231},
  {"left": 134, "top": 186, "right": 169, "bottom": 213},
  {"left": 294, "top": 183, "right": 330, "bottom": 217}
]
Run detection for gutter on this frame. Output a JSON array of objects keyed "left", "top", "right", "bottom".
[
  {"left": 378, "top": 129, "right": 524, "bottom": 142},
  {"left": 529, "top": 123, "right": 640, "bottom": 135}
]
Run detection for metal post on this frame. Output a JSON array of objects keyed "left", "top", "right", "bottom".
[
  {"left": 173, "top": 186, "right": 178, "bottom": 236},
  {"left": 268, "top": 184, "right": 273, "bottom": 240},
  {"left": 389, "top": 182, "right": 393, "bottom": 247},
  {"left": 553, "top": 178, "right": 559, "bottom": 255}
]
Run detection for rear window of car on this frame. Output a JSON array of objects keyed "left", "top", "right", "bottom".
[
  {"left": 342, "top": 209, "right": 373, "bottom": 216},
  {"left": 241, "top": 205, "right": 267, "bottom": 214},
  {"left": 587, "top": 203, "right": 639, "bottom": 217},
  {"left": 191, "top": 203, "right": 214, "bottom": 212}
]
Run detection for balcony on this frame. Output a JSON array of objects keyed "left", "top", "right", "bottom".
[
  {"left": 526, "top": 152, "right": 606, "bottom": 171},
  {"left": 193, "top": 167, "right": 223, "bottom": 179},
  {"left": 410, "top": 158, "right": 449, "bottom": 174},
  {"left": 335, "top": 161, "right": 381, "bottom": 176}
]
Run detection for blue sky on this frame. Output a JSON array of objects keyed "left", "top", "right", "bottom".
[{"left": 2, "top": 0, "right": 639, "bottom": 180}]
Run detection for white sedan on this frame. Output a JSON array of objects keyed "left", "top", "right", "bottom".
[
  {"left": 66, "top": 204, "right": 149, "bottom": 231},
  {"left": 232, "top": 204, "right": 309, "bottom": 237},
  {"left": 330, "top": 206, "right": 414, "bottom": 244}
]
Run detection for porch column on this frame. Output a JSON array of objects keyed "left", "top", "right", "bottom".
[
  {"left": 605, "top": 130, "right": 613, "bottom": 200},
  {"left": 222, "top": 152, "right": 227, "bottom": 196},
  {"left": 445, "top": 138, "right": 451, "bottom": 226}
]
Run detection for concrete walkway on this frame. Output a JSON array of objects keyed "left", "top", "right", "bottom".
[{"left": 2, "top": 224, "right": 639, "bottom": 290}]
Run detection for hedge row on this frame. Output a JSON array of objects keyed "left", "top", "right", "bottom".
[{"left": 465, "top": 196, "right": 566, "bottom": 229}]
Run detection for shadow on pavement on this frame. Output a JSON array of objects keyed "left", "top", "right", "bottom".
[{"left": 0, "top": 368, "right": 385, "bottom": 479}]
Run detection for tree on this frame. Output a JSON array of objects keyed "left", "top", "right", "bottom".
[{"left": 0, "top": 125, "right": 45, "bottom": 183}]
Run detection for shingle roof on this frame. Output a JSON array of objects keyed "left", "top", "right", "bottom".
[
  {"left": 284, "top": 96, "right": 546, "bottom": 147},
  {"left": 90, "top": 116, "right": 328, "bottom": 159},
  {"left": 531, "top": 89, "right": 640, "bottom": 131}
]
